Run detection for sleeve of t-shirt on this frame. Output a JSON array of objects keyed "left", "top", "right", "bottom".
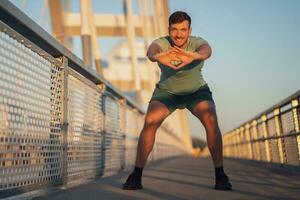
[
  {"left": 193, "top": 37, "right": 209, "bottom": 51},
  {"left": 151, "top": 37, "right": 169, "bottom": 52}
]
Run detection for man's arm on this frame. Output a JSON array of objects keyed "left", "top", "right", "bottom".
[
  {"left": 146, "top": 42, "right": 178, "bottom": 69},
  {"left": 146, "top": 43, "right": 162, "bottom": 62},
  {"left": 194, "top": 44, "right": 212, "bottom": 61},
  {"left": 171, "top": 44, "right": 212, "bottom": 69}
]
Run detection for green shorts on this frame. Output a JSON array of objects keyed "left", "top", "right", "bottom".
[{"left": 149, "top": 84, "right": 215, "bottom": 113}]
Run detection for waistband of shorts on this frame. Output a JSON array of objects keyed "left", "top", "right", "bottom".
[{"left": 155, "top": 83, "right": 209, "bottom": 95}]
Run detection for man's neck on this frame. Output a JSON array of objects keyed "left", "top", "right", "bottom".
[
  {"left": 172, "top": 38, "right": 189, "bottom": 50},
  {"left": 180, "top": 40, "right": 189, "bottom": 50}
]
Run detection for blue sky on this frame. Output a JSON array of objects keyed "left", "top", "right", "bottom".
[
  {"left": 10, "top": 0, "right": 300, "bottom": 140},
  {"left": 172, "top": 0, "right": 300, "bottom": 139}
]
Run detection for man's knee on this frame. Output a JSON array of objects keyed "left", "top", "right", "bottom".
[
  {"left": 203, "top": 112, "right": 217, "bottom": 124},
  {"left": 201, "top": 110, "right": 220, "bottom": 131},
  {"left": 144, "top": 116, "right": 164, "bottom": 128}
]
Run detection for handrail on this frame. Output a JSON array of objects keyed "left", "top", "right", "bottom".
[{"left": 225, "top": 90, "right": 300, "bottom": 134}]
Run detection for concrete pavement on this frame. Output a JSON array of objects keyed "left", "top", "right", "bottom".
[{"left": 34, "top": 156, "right": 300, "bottom": 200}]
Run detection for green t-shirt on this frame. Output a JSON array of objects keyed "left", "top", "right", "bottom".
[{"left": 153, "top": 35, "right": 208, "bottom": 95}]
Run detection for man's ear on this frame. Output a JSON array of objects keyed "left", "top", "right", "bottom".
[{"left": 189, "top": 27, "right": 192, "bottom": 36}]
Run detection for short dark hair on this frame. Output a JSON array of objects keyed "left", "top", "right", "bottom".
[{"left": 169, "top": 11, "right": 191, "bottom": 27}]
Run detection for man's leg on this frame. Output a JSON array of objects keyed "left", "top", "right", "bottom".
[
  {"left": 191, "top": 100, "right": 232, "bottom": 190},
  {"left": 192, "top": 101, "right": 223, "bottom": 167},
  {"left": 123, "top": 100, "right": 171, "bottom": 190},
  {"left": 135, "top": 100, "right": 171, "bottom": 167}
]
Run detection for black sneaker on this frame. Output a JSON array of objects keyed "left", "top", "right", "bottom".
[
  {"left": 122, "top": 173, "right": 143, "bottom": 190},
  {"left": 215, "top": 174, "right": 232, "bottom": 190}
]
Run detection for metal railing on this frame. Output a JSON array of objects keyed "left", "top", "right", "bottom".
[
  {"left": 0, "top": 1, "right": 187, "bottom": 198},
  {"left": 223, "top": 91, "right": 300, "bottom": 166}
]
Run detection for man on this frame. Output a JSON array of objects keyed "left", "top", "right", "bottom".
[{"left": 123, "top": 11, "right": 232, "bottom": 191}]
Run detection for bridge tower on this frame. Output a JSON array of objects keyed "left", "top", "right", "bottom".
[{"left": 47, "top": 0, "right": 193, "bottom": 153}]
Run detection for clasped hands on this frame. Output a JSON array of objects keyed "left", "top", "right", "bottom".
[{"left": 155, "top": 46, "right": 197, "bottom": 70}]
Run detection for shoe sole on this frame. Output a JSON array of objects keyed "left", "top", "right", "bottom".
[
  {"left": 122, "top": 185, "right": 143, "bottom": 190},
  {"left": 214, "top": 186, "right": 232, "bottom": 191}
]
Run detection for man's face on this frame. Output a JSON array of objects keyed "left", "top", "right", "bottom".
[{"left": 168, "top": 20, "right": 192, "bottom": 48}]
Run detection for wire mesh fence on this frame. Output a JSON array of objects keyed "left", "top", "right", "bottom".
[{"left": 0, "top": 14, "right": 187, "bottom": 198}]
